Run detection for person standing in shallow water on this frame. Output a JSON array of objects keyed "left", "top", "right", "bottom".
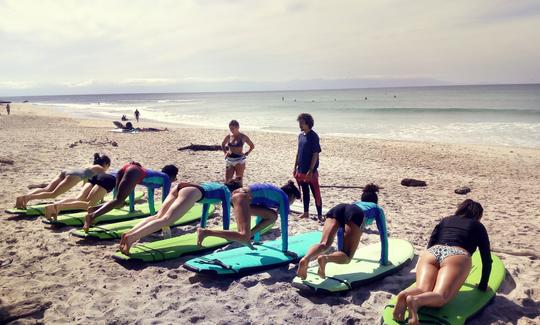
[
  {"left": 293, "top": 113, "right": 323, "bottom": 221},
  {"left": 134, "top": 109, "right": 140, "bottom": 122}
]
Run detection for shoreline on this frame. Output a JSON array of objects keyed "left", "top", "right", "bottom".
[
  {"left": 0, "top": 103, "right": 539, "bottom": 324},
  {"left": 9, "top": 103, "right": 540, "bottom": 151}
]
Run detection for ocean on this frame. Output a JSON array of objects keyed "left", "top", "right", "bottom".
[{"left": 6, "top": 84, "right": 540, "bottom": 148}]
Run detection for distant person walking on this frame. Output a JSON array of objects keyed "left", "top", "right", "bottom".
[
  {"left": 134, "top": 109, "right": 140, "bottom": 122},
  {"left": 6, "top": 103, "right": 10, "bottom": 115},
  {"left": 293, "top": 113, "right": 323, "bottom": 221}
]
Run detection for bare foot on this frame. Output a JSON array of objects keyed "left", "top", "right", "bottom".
[
  {"left": 196, "top": 227, "right": 206, "bottom": 247},
  {"left": 393, "top": 292, "right": 407, "bottom": 322},
  {"left": 299, "top": 212, "right": 309, "bottom": 219},
  {"left": 44, "top": 204, "right": 59, "bottom": 221},
  {"left": 406, "top": 296, "right": 420, "bottom": 325},
  {"left": 317, "top": 255, "right": 328, "bottom": 278},
  {"left": 296, "top": 258, "right": 309, "bottom": 280},
  {"left": 83, "top": 213, "right": 95, "bottom": 233},
  {"left": 15, "top": 196, "right": 24, "bottom": 209},
  {"left": 119, "top": 233, "right": 134, "bottom": 255}
]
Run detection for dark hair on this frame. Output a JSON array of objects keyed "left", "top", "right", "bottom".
[
  {"left": 455, "top": 199, "right": 483, "bottom": 221},
  {"left": 224, "top": 179, "right": 243, "bottom": 192},
  {"left": 281, "top": 180, "right": 301, "bottom": 200},
  {"left": 297, "top": 113, "right": 314, "bottom": 129},
  {"left": 93, "top": 153, "right": 111, "bottom": 167},
  {"left": 361, "top": 183, "right": 380, "bottom": 204},
  {"left": 161, "top": 165, "right": 179, "bottom": 180},
  {"left": 229, "top": 120, "right": 239, "bottom": 127}
]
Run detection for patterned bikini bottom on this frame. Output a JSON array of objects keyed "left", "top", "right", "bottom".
[{"left": 427, "top": 245, "right": 469, "bottom": 264}]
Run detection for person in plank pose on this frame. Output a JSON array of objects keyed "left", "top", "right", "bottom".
[
  {"left": 118, "top": 180, "right": 242, "bottom": 255},
  {"left": 197, "top": 181, "right": 301, "bottom": 250},
  {"left": 83, "top": 162, "right": 178, "bottom": 232},
  {"left": 15, "top": 153, "right": 111, "bottom": 209},
  {"left": 296, "top": 184, "right": 388, "bottom": 280},
  {"left": 44, "top": 173, "right": 116, "bottom": 221},
  {"left": 392, "top": 199, "right": 492, "bottom": 325}
]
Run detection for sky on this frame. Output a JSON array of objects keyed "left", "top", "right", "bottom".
[{"left": 0, "top": 0, "right": 539, "bottom": 96}]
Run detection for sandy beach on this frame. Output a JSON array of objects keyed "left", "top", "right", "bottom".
[{"left": 0, "top": 104, "right": 539, "bottom": 324}]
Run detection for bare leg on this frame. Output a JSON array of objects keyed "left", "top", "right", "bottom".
[
  {"left": 124, "top": 186, "right": 180, "bottom": 234},
  {"left": 296, "top": 218, "right": 340, "bottom": 280},
  {"left": 225, "top": 165, "right": 235, "bottom": 183},
  {"left": 406, "top": 254, "right": 471, "bottom": 325},
  {"left": 21, "top": 176, "right": 81, "bottom": 208},
  {"left": 197, "top": 191, "right": 253, "bottom": 248},
  {"left": 119, "top": 187, "right": 202, "bottom": 255},
  {"left": 317, "top": 222, "right": 361, "bottom": 278},
  {"left": 393, "top": 251, "right": 439, "bottom": 321},
  {"left": 16, "top": 173, "right": 67, "bottom": 208},
  {"left": 83, "top": 167, "right": 141, "bottom": 232},
  {"left": 249, "top": 205, "right": 277, "bottom": 237},
  {"left": 45, "top": 186, "right": 107, "bottom": 221},
  {"left": 233, "top": 162, "right": 246, "bottom": 183}
]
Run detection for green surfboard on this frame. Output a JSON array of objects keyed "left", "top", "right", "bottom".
[
  {"left": 113, "top": 217, "right": 274, "bottom": 263},
  {"left": 42, "top": 201, "right": 162, "bottom": 227},
  {"left": 71, "top": 203, "right": 214, "bottom": 240},
  {"left": 183, "top": 231, "right": 322, "bottom": 276},
  {"left": 381, "top": 251, "right": 505, "bottom": 325},
  {"left": 5, "top": 191, "right": 145, "bottom": 216},
  {"left": 293, "top": 238, "right": 414, "bottom": 293}
]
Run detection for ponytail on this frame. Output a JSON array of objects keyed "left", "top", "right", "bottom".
[
  {"left": 361, "top": 183, "right": 380, "bottom": 204},
  {"left": 93, "top": 153, "right": 111, "bottom": 167}
]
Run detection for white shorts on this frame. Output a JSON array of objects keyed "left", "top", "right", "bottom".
[{"left": 225, "top": 155, "right": 246, "bottom": 167}]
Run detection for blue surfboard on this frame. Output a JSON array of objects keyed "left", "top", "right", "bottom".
[{"left": 183, "top": 231, "right": 322, "bottom": 276}]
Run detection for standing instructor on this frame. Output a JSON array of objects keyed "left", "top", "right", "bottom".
[{"left": 293, "top": 113, "right": 323, "bottom": 221}]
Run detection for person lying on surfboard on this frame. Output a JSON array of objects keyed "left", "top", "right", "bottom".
[
  {"left": 44, "top": 173, "right": 116, "bottom": 221},
  {"left": 15, "top": 153, "right": 111, "bottom": 209},
  {"left": 392, "top": 199, "right": 492, "bottom": 325},
  {"left": 118, "top": 179, "right": 243, "bottom": 255},
  {"left": 196, "top": 181, "right": 301, "bottom": 250},
  {"left": 296, "top": 183, "right": 387, "bottom": 280},
  {"left": 82, "top": 162, "right": 178, "bottom": 232}
]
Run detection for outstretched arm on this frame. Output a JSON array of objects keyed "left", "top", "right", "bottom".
[{"left": 375, "top": 207, "right": 389, "bottom": 265}]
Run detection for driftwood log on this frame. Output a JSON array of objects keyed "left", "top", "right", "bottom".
[
  {"left": 178, "top": 144, "right": 222, "bottom": 151},
  {"left": 401, "top": 178, "right": 427, "bottom": 187}
]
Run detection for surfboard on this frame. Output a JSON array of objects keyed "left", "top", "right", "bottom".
[
  {"left": 290, "top": 202, "right": 328, "bottom": 216},
  {"left": 381, "top": 251, "right": 505, "bottom": 325},
  {"left": 42, "top": 201, "right": 162, "bottom": 227},
  {"left": 183, "top": 231, "right": 322, "bottom": 276},
  {"left": 71, "top": 203, "right": 214, "bottom": 240},
  {"left": 113, "top": 217, "right": 274, "bottom": 263},
  {"left": 292, "top": 238, "right": 414, "bottom": 293},
  {"left": 5, "top": 191, "right": 145, "bottom": 216}
]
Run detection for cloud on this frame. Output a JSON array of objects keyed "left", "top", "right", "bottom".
[{"left": 0, "top": 0, "right": 539, "bottom": 95}]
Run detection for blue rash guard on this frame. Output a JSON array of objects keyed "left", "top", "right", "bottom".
[
  {"left": 336, "top": 201, "right": 389, "bottom": 265},
  {"left": 248, "top": 183, "right": 290, "bottom": 252},
  {"left": 197, "top": 182, "right": 232, "bottom": 230}
]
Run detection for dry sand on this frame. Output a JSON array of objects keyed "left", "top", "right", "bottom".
[{"left": 0, "top": 104, "right": 539, "bottom": 324}]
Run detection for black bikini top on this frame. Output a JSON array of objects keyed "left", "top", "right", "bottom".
[{"left": 228, "top": 136, "right": 244, "bottom": 148}]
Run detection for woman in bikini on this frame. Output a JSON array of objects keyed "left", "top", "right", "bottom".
[
  {"left": 222, "top": 120, "right": 254, "bottom": 183},
  {"left": 392, "top": 199, "right": 492, "bottom": 325},
  {"left": 44, "top": 173, "right": 116, "bottom": 221},
  {"left": 15, "top": 153, "right": 111, "bottom": 209}
]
